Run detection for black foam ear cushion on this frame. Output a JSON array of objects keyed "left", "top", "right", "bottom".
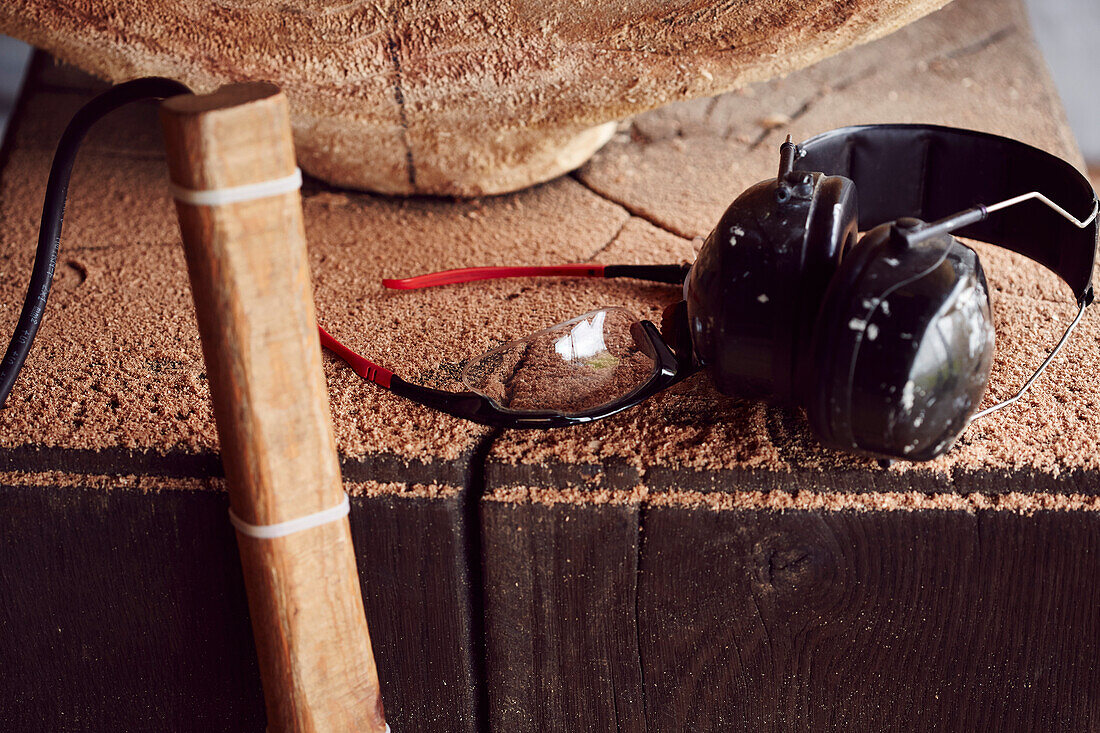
[{"left": 804, "top": 222, "right": 995, "bottom": 461}]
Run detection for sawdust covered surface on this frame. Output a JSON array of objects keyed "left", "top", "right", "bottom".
[
  {"left": 1, "top": 0, "right": 1098, "bottom": 498},
  {"left": 344, "top": 479, "right": 459, "bottom": 500},
  {"left": 485, "top": 483, "right": 1100, "bottom": 515},
  {"left": 0, "top": 79, "right": 632, "bottom": 470},
  {"left": 0, "top": 469, "right": 459, "bottom": 503},
  {"left": 0, "top": 469, "right": 225, "bottom": 494}
]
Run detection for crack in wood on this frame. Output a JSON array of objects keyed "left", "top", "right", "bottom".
[
  {"left": 747, "top": 587, "right": 774, "bottom": 660},
  {"left": 584, "top": 215, "right": 632, "bottom": 262},
  {"left": 633, "top": 503, "right": 650, "bottom": 731},
  {"left": 461, "top": 427, "right": 498, "bottom": 731},
  {"left": 387, "top": 37, "right": 417, "bottom": 188},
  {"left": 747, "top": 65, "right": 879, "bottom": 150},
  {"left": 570, "top": 172, "right": 695, "bottom": 240},
  {"left": 742, "top": 25, "right": 1016, "bottom": 152},
  {"left": 703, "top": 94, "right": 722, "bottom": 124}
]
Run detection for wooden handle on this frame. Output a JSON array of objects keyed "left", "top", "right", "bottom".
[{"left": 160, "top": 83, "right": 386, "bottom": 732}]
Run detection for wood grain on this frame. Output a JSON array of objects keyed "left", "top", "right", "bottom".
[
  {"left": 638, "top": 506, "right": 1100, "bottom": 730},
  {"left": 481, "top": 500, "right": 646, "bottom": 732},
  {"left": 0, "top": 482, "right": 265, "bottom": 730},
  {"left": 160, "top": 85, "right": 385, "bottom": 732},
  {"left": 0, "top": 0, "right": 950, "bottom": 195},
  {"left": 0, "top": 0, "right": 1097, "bottom": 728},
  {"left": 348, "top": 488, "right": 484, "bottom": 732}
]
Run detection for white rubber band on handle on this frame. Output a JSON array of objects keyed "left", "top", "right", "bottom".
[
  {"left": 229, "top": 493, "right": 350, "bottom": 539},
  {"left": 170, "top": 168, "right": 302, "bottom": 206},
  {"left": 265, "top": 721, "right": 388, "bottom": 732}
]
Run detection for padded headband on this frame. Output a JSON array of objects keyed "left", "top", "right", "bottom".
[{"left": 796, "top": 124, "right": 1098, "bottom": 302}]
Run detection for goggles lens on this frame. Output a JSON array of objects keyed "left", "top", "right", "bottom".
[{"left": 461, "top": 308, "right": 659, "bottom": 416}]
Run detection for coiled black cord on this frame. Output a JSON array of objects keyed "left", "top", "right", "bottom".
[{"left": 0, "top": 77, "right": 191, "bottom": 407}]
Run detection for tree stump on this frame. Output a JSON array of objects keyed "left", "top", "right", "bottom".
[
  {"left": 1, "top": 0, "right": 1098, "bottom": 729},
  {"left": 0, "top": 0, "right": 950, "bottom": 195}
]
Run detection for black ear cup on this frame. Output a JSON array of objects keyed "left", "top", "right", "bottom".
[
  {"left": 685, "top": 171, "right": 857, "bottom": 403},
  {"left": 803, "top": 220, "right": 996, "bottom": 460}
]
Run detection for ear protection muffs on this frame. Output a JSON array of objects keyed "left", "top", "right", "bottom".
[{"left": 685, "top": 124, "right": 1099, "bottom": 461}]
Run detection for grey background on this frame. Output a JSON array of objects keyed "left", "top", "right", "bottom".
[
  {"left": 0, "top": 0, "right": 1096, "bottom": 161},
  {"left": 0, "top": 37, "right": 29, "bottom": 141},
  {"left": 1025, "top": 0, "right": 1099, "bottom": 163}
]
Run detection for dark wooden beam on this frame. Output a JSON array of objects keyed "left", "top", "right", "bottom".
[
  {"left": 0, "top": 482, "right": 265, "bottom": 729},
  {"left": 638, "top": 506, "right": 1100, "bottom": 730},
  {"left": 1, "top": 0, "right": 1097, "bottom": 728},
  {"left": 481, "top": 500, "right": 645, "bottom": 732}
]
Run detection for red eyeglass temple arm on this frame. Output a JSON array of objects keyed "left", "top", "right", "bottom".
[
  {"left": 317, "top": 326, "right": 393, "bottom": 389},
  {"left": 382, "top": 264, "right": 604, "bottom": 289},
  {"left": 382, "top": 263, "right": 691, "bottom": 289}
]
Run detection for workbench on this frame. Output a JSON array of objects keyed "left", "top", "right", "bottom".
[{"left": 1, "top": 0, "right": 1097, "bottom": 728}]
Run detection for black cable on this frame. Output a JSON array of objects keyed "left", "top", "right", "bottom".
[{"left": 0, "top": 77, "right": 191, "bottom": 407}]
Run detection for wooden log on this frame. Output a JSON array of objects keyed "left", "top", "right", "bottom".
[
  {"left": 480, "top": 493, "right": 1100, "bottom": 730},
  {"left": 480, "top": 500, "right": 645, "bottom": 732},
  {"left": 0, "top": 0, "right": 949, "bottom": 196},
  {"left": 345, "top": 480, "right": 485, "bottom": 732},
  {"left": 0, "top": 0, "right": 1097, "bottom": 728},
  {"left": 159, "top": 84, "right": 386, "bottom": 731},
  {"left": 0, "top": 473, "right": 482, "bottom": 732}
]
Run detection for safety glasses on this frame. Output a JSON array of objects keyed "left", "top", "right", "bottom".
[{"left": 319, "top": 263, "right": 697, "bottom": 428}]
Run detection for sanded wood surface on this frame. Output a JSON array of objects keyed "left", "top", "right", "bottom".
[
  {"left": 0, "top": 0, "right": 950, "bottom": 196},
  {"left": 0, "top": 0, "right": 1098, "bottom": 728}
]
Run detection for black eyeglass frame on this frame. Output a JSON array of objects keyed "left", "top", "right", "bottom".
[{"left": 388, "top": 319, "right": 698, "bottom": 428}]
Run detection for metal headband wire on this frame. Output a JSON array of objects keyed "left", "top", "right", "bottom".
[
  {"left": 969, "top": 295, "right": 1089, "bottom": 423},
  {"left": 967, "top": 191, "right": 1097, "bottom": 424},
  {"left": 985, "top": 191, "right": 1098, "bottom": 229}
]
